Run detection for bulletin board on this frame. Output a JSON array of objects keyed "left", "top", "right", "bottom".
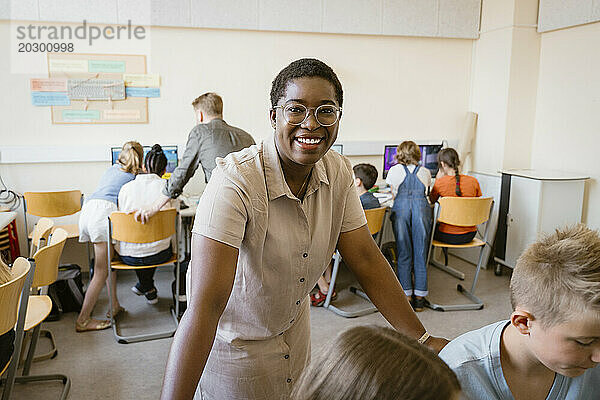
[{"left": 47, "top": 53, "right": 149, "bottom": 124}]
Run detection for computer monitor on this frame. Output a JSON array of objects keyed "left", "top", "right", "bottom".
[
  {"left": 383, "top": 143, "right": 443, "bottom": 178},
  {"left": 331, "top": 144, "right": 343, "bottom": 155},
  {"left": 111, "top": 145, "right": 178, "bottom": 178}
]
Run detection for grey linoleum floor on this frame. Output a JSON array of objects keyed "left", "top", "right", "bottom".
[{"left": 6, "top": 255, "right": 512, "bottom": 399}]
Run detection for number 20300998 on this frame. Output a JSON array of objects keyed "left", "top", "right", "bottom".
[{"left": 18, "top": 42, "right": 74, "bottom": 52}]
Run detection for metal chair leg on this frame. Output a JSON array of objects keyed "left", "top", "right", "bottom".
[
  {"left": 325, "top": 251, "right": 378, "bottom": 318},
  {"left": 430, "top": 258, "right": 465, "bottom": 280}
]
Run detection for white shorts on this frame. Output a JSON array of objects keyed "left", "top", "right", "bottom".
[{"left": 78, "top": 199, "right": 117, "bottom": 243}]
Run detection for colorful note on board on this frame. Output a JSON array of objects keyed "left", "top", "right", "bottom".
[
  {"left": 126, "top": 87, "right": 160, "bottom": 97},
  {"left": 62, "top": 110, "right": 100, "bottom": 122},
  {"left": 30, "top": 78, "right": 67, "bottom": 92},
  {"left": 49, "top": 59, "right": 88, "bottom": 73},
  {"left": 123, "top": 74, "right": 160, "bottom": 87},
  {"left": 88, "top": 60, "right": 126, "bottom": 73},
  {"left": 31, "top": 91, "right": 70, "bottom": 106}
]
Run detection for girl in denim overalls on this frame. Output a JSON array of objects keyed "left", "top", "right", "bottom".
[{"left": 386, "top": 141, "right": 432, "bottom": 311}]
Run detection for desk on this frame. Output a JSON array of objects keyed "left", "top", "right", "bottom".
[{"left": 0, "top": 211, "right": 20, "bottom": 262}]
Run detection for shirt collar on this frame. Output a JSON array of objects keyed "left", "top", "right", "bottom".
[{"left": 262, "top": 134, "right": 329, "bottom": 202}]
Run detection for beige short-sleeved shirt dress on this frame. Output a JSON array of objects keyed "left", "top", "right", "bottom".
[{"left": 191, "top": 134, "right": 367, "bottom": 400}]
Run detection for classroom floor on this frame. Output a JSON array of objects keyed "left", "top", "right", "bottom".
[{"left": 8, "top": 255, "right": 512, "bottom": 399}]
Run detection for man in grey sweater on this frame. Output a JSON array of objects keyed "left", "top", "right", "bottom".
[{"left": 165, "top": 92, "right": 255, "bottom": 199}]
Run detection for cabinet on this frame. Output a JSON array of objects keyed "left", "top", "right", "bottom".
[{"left": 494, "top": 170, "right": 588, "bottom": 271}]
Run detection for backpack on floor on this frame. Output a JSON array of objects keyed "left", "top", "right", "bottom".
[{"left": 47, "top": 264, "right": 85, "bottom": 320}]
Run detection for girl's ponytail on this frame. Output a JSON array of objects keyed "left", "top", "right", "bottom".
[{"left": 118, "top": 141, "right": 144, "bottom": 174}]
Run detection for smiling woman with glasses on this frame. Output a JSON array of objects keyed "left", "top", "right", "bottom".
[{"left": 160, "top": 58, "right": 448, "bottom": 400}]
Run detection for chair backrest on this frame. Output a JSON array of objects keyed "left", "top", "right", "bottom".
[
  {"left": 365, "top": 207, "right": 387, "bottom": 235},
  {"left": 0, "top": 258, "right": 31, "bottom": 336},
  {"left": 29, "top": 218, "right": 54, "bottom": 257},
  {"left": 110, "top": 209, "right": 177, "bottom": 244},
  {"left": 31, "top": 228, "right": 68, "bottom": 288},
  {"left": 23, "top": 190, "right": 82, "bottom": 217},
  {"left": 437, "top": 197, "right": 493, "bottom": 227}
]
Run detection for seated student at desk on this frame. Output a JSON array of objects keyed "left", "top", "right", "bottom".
[
  {"left": 429, "top": 148, "right": 481, "bottom": 245},
  {"left": 115, "top": 144, "right": 178, "bottom": 305}
]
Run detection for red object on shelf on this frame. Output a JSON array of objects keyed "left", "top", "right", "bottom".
[
  {"left": 7, "top": 220, "right": 20, "bottom": 262},
  {"left": 1, "top": 219, "right": 21, "bottom": 263}
]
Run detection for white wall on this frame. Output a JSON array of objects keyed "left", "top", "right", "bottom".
[
  {"left": 531, "top": 21, "right": 600, "bottom": 229},
  {"left": 0, "top": 21, "right": 475, "bottom": 258}
]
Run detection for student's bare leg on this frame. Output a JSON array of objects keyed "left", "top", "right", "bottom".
[{"left": 76, "top": 242, "right": 113, "bottom": 327}]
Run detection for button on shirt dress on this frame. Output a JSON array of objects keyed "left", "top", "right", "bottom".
[{"left": 190, "top": 134, "right": 367, "bottom": 400}]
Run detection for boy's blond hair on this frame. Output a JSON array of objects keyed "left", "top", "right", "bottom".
[
  {"left": 191, "top": 92, "right": 223, "bottom": 118},
  {"left": 292, "top": 325, "right": 460, "bottom": 400},
  {"left": 510, "top": 224, "right": 600, "bottom": 327}
]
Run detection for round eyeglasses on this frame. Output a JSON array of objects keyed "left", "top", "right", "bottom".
[{"left": 273, "top": 103, "right": 342, "bottom": 127}]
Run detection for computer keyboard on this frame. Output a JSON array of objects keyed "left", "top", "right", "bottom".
[{"left": 67, "top": 79, "right": 126, "bottom": 100}]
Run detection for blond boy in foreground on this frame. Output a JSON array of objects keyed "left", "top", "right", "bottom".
[{"left": 439, "top": 225, "right": 600, "bottom": 400}]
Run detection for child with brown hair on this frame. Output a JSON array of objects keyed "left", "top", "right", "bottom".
[
  {"left": 386, "top": 141, "right": 432, "bottom": 311},
  {"left": 440, "top": 224, "right": 600, "bottom": 400},
  {"left": 429, "top": 147, "right": 481, "bottom": 245},
  {"left": 76, "top": 140, "right": 144, "bottom": 332},
  {"left": 292, "top": 325, "right": 461, "bottom": 400}
]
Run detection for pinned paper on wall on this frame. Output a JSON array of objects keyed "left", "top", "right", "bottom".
[
  {"left": 103, "top": 109, "right": 141, "bottom": 120},
  {"left": 62, "top": 110, "right": 101, "bottom": 121},
  {"left": 44, "top": 53, "right": 151, "bottom": 124},
  {"left": 49, "top": 59, "right": 88, "bottom": 73},
  {"left": 30, "top": 78, "right": 67, "bottom": 92},
  {"left": 31, "top": 91, "right": 70, "bottom": 106},
  {"left": 126, "top": 87, "right": 160, "bottom": 97},
  {"left": 88, "top": 60, "right": 126, "bottom": 73},
  {"left": 123, "top": 73, "right": 160, "bottom": 87}
]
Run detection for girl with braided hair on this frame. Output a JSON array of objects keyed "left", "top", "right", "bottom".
[
  {"left": 115, "top": 144, "right": 178, "bottom": 304},
  {"left": 429, "top": 148, "right": 482, "bottom": 245}
]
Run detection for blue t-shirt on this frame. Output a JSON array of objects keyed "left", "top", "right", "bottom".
[
  {"left": 89, "top": 164, "right": 135, "bottom": 205},
  {"left": 360, "top": 192, "right": 380, "bottom": 210},
  {"left": 439, "top": 320, "right": 600, "bottom": 400}
]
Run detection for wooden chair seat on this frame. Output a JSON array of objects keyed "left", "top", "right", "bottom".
[
  {"left": 29, "top": 224, "right": 78, "bottom": 240},
  {"left": 111, "top": 255, "right": 177, "bottom": 270},
  {"left": 431, "top": 237, "right": 485, "bottom": 249},
  {"left": 23, "top": 295, "right": 52, "bottom": 332}
]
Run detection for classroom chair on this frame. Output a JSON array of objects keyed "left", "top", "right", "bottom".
[
  {"left": 23, "top": 190, "right": 87, "bottom": 262},
  {"left": 107, "top": 209, "right": 180, "bottom": 344},
  {"left": 0, "top": 258, "right": 31, "bottom": 399},
  {"left": 1, "top": 257, "right": 70, "bottom": 400},
  {"left": 324, "top": 206, "right": 388, "bottom": 318},
  {"left": 19, "top": 229, "right": 67, "bottom": 372},
  {"left": 28, "top": 218, "right": 53, "bottom": 259},
  {"left": 425, "top": 197, "right": 494, "bottom": 311}
]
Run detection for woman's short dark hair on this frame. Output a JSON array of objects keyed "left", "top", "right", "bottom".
[
  {"left": 145, "top": 144, "right": 168, "bottom": 176},
  {"left": 270, "top": 58, "right": 343, "bottom": 107}
]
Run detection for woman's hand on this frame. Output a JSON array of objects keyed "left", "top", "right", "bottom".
[{"left": 131, "top": 194, "right": 171, "bottom": 223}]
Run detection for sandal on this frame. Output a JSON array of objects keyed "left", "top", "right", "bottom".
[
  {"left": 76, "top": 318, "right": 111, "bottom": 333},
  {"left": 106, "top": 306, "right": 125, "bottom": 319},
  {"left": 310, "top": 290, "right": 337, "bottom": 307}
]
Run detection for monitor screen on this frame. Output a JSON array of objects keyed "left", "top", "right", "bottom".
[
  {"left": 383, "top": 144, "right": 443, "bottom": 178},
  {"left": 111, "top": 145, "right": 178, "bottom": 178},
  {"left": 331, "top": 144, "right": 343, "bottom": 155}
]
